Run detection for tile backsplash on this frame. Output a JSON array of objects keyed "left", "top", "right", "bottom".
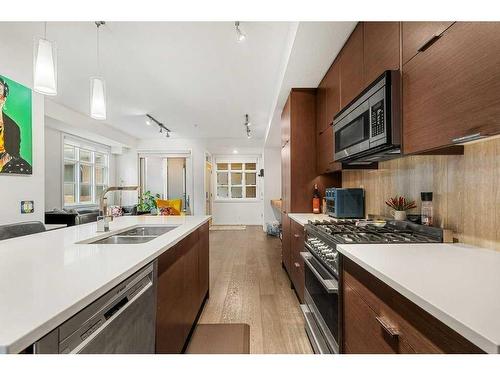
[{"left": 342, "top": 137, "right": 500, "bottom": 251}]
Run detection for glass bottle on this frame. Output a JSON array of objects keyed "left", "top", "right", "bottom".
[
  {"left": 421, "top": 192, "right": 433, "bottom": 226},
  {"left": 312, "top": 184, "right": 321, "bottom": 214}
]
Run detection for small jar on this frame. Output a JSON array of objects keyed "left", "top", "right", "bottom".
[{"left": 421, "top": 192, "right": 433, "bottom": 226}]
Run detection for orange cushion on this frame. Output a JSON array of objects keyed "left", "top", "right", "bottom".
[{"left": 156, "top": 199, "right": 182, "bottom": 215}]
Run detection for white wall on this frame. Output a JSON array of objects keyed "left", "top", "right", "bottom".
[
  {"left": 144, "top": 156, "right": 165, "bottom": 198},
  {"left": 263, "top": 147, "right": 282, "bottom": 229},
  {"left": 44, "top": 126, "right": 62, "bottom": 210},
  {"left": 211, "top": 154, "right": 264, "bottom": 225},
  {"left": 115, "top": 148, "right": 139, "bottom": 207},
  {"left": 0, "top": 93, "right": 45, "bottom": 225}
]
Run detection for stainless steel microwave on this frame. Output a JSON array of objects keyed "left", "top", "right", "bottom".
[{"left": 333, "top": 70, "right": 401, "bottom": 164}]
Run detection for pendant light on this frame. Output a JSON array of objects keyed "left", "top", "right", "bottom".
[
  {"left": 33, "top": 22, "right": 57, "bottom": 96},
  {"left": 90, "top": 21, "right": 107, "bottom": 120}
]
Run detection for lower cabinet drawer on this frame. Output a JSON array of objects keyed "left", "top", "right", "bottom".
[
  {"left": 343, "top": 258, "right": 484, "bottom": 354},
  {"left": 344, "top": 281, "right": 415, "bottom": 354}
]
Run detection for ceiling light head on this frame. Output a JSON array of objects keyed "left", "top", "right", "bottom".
[
  {"left": 145, "top": 116, "right": 152, "bottom": 126},
  {"left": 235, "top": 21, "right": 246, "bottom": 43},
  {"left": 166, "top": 131, "right": 170, "bottom": 138},
  {"left": 233, "top": 149, "right": 238, "bottom": 154},
  {"left": 33, "top": 22, "right": 57, "bottom": 96},
  {"left": 90, "top": 21, "right": 107, "bottom": 120}
]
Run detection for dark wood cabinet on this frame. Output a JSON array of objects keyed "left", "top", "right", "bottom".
[
  {"left": 403, "top": 22, "right": 500, "bottom": 154},
  {"left": 339, "top": 23, "right": 364, "bottom": 109},
  {"left": 316, "top": 76, "right": 327, "bottom": 135},
  {"left": 316, "top": 125, "right": 341, "bottom": 175},
  {"left": 198, "top": 222, "right": 209, "bottom": 306},
  {"left": 281, "top": 89, "right": 317, "bottom": 214},
  {"left": 156, "top": 243, "right": 186, "bottom": 353},
  {"left": 343, "top": 257, "right": 483, "bottom": 354},
  {"left": 290, "top": 220, "right": 305, "bottom": 302},
  {"left": 363, "top": 22, "right": 400, "bottom": 86},
  {"left": 325, "top": 62, "right": 341, "bottom": 128},
  {"left": 281, "top": 213, "right": 291, "bottom": 274},
  {"left": 156, "top": 224, "right": 208, "bottom": 354},
  {"left": 316, "top": 61, "right": 342, "bottom": 174},
  {"left": 343, "top": 281, "right": 415, "bottom": 354},
  {"left": 401, "top": 21, "right": 453, "bottom": 65}
]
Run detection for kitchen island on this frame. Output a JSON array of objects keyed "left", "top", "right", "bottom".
[{"left": 0, "top": 215, "right": 210, "bottom": 354}]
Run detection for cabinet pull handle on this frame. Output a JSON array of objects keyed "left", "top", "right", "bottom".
[
  {"left": 417, "top": 34, "right": 441, "bottom": 53},
  {"left": 294, "top": 234, "right": 300, "bottom": 238},
  {"left": 294, "top": 262, "right": 300, "bottom": 268},
  {"left": 452, "top": 132, "right": 484, "bottom": 144},
  {"left": 375, "top": 316, "right": 400, "bottom": 338}
]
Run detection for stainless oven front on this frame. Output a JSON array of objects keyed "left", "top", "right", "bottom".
[{"left": 300, "top": 251, "right": 340, "bottom": 354}]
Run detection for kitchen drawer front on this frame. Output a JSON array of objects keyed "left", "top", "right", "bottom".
[
  {"left": 291, "top": 220, "right": 305, "bottom": 302},
  {"left": 344, "top": 281, "right": 415, "bottom": 354},
  {"left": 343, "top": 258, "right": 484, "bottom": 353}
]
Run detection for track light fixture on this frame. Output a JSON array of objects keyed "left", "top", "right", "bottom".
[
  {"left": 235, "top": 21, "right": 246, "bottom": 43},
  {"left": 244, "top": 114, "right": 252, "bottom": 139},
  {"left": 146, "top": 114, "right": 171, "bottom": 137}
]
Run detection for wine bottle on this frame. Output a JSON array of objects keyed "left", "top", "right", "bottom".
[{"left": 312, "top": 184, "right": 320, "bottom": 214}]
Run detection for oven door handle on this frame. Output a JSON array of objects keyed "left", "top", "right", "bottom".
[{"left": 301, "top": 252, "right": 339, "bottom": 294}]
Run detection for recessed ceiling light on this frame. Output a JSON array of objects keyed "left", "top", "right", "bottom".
[
  {"left": 233, "top": 149, "right": 238, "bottom": 154},
  {"left": 235, "top": 21, "right": 246, "bottom": 43}
]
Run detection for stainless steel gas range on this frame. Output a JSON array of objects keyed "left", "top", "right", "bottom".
[{"left": 300, "top": 219, "right": 443, "bottom": 354}]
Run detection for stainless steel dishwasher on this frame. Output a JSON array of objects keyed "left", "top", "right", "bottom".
[{"left": 33, "top": 261, "right": 157, "bottom": 354}]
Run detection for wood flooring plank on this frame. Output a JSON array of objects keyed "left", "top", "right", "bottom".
[{"left": 196, "top": 226, "right": 313, "bottom": 354}]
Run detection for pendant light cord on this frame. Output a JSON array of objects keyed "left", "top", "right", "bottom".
[{"left": 95, "top": 21, "right": 105, "bottom": 75}]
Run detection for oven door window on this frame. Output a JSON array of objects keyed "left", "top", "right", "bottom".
[
  {"left": 335, "top": 110, "right": 370, "bottom": 153},
  {"left": 304, "top": 257, "right": 339, "bottom": 345}
]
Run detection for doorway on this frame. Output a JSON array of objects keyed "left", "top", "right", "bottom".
[{"left": 138, "top": 151, "right": 193, "bottom": 214}]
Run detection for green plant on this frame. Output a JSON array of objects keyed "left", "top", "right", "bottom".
[
  {"left": 137, "top": 191, "right": 161, "bottom": 212},
  {"left": 385, "top": 196, "right": 417, "bottom": 211}
]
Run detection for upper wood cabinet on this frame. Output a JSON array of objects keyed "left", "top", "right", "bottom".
[
  {"left": 363, "top": 22, "right": 400, "bottom": 86},
  {"left": 402, "top": 22, "right": 453, "bottom": 65},
  {"left": 325, "top": 62, "right": 341, "bottom": 126},
  {"left": 403, "top": 22, "right": 500, "bottom": 154},
  {"left": 281, "top": 89, "right": 317, "bottom": 213},
  {"left": 316, "top": 77, "right": 327, "bottom": 134},
  {"left": 339, "top": 23, "right": 364, "bottom": 109}
]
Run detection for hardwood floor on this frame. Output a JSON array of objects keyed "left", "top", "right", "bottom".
[{"left": 197, "top": 226, "right": 313, "bottom": 354}]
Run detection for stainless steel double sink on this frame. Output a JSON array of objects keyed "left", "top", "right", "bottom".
[{"left": 83, "top": 225, "right": 179, "bottom": 245}]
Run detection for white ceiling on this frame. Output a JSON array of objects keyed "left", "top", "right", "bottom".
[
  {"left": 0, "top": 21, "right": 356, "bottom": 148},
  {"left": 1, "top": 22, "right": 292, "bottom": 142},
  {"left": 265, "top": 22, "right": 357, "bottom": 148}
]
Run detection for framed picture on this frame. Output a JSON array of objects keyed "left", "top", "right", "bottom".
[{"left": 0, "top": 74, "right": 33, "bottom": 175}]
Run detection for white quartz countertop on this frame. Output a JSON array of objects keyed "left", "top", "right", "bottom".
[
  {"left": 337, "top": 242, "right": 500, "bottom": 353},
  {"left": 0, "top": 215, "right": 210, "bottom": 354},
  {"left": 288, "top": 213, "right": 331, "bottom": 226}
]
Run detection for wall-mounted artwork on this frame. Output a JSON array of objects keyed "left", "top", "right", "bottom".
[{"left": 0, "top": 74, "right": 32, "bottom": 175}]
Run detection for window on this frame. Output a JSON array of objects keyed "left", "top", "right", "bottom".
[
  {"left": 63, "top": 140, "right": 109, "bottom": 206},
  {"left": 215, "top": 160, "right": 258, "bottom": 200}
]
